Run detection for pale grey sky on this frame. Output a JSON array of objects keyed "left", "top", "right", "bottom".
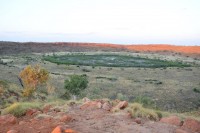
[{"left": 0, "top": 0, "right": 200, "bottom": 45}]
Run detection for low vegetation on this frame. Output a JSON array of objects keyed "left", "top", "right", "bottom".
[
  {"left": 134, "top": 96, "right": 155, "bottom": 108},
  {"left": 44, "top": 54, "right": 190, "bottom": 68},
  {"left": 0, "top": 51, "right": 199, "bottom": 119},
  {"left": 1, "top": 102, "right": 42, "bottom": 117},
  {"left": 64, "top": 74, "right": 88, "bottom": 99},
  {"left": 193, "top": 87, "right": 200, "bottom": 93},
  {"left": 19, "top": 65, "right": 49, "bottom": 97},
  {"left": 96, "top": 76, "right": 118, "bottom": 82},
  {"left": 127, "top": 103, "right": 161, "bottom": 121}
]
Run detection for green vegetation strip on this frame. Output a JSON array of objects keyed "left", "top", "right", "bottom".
[{"left": 44, "top": 54, "right": 190, "bottom": 68}]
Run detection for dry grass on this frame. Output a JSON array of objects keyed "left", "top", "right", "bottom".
[
  {"left": 127, "top": 103, "right": 160, "bottom": 121},
  {"left": 0, "top": 52, "right": 199, "bottom": 112},
  {"left": 1, "top": 102, "right": 42, "bottom": 117},
  {"left": 166, "top": 111, "right": 200, "bottom": 121}
]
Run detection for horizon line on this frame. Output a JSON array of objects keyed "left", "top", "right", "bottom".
[{"left": 1, "top": 41, "right": 200, "bottom": 47}]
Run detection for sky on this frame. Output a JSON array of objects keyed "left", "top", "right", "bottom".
[{"left": 0, "top": 0, "right": 200, "bottom": 45}]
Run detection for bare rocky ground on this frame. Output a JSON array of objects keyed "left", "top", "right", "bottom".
[{"left": 0, "top": 100, "right": 199, "bottom": 133}]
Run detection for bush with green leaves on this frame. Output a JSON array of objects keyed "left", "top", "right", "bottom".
[
  {"left": 193, "top": 88, "right": 200, "bottom": 93},
  {"left": 64, "top": 74, "right": 88, "bottom": 99},
  {"left": 134, "top": 96, "right": 155, "bottom": 108},
  {"left": 116, "top": 93, "right": 128, "bottom": 101}
]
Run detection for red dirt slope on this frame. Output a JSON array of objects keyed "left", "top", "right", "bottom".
[{"left": 124, "top": 44, "right": 200, "bottom": 54}]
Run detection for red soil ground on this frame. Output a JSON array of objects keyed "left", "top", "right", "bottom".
[
  {"left": 90, "top": 43, "right": 200, "bottom": 54},
  {"left": 124, "top": 44, "right": 200, "bottom": 54},
  {"left": 56, "top": 42, "right": 200, "bottom": 55},
  {"left": 1, "top": 100, "right": 199, "bottom": 133}
]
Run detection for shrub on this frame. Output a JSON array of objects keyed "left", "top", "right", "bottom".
[
  {"left": 116, "top": 93, "right": 127, "bottom": 101},
  {"left": 127, "top": 103, "right": 159, "bottom": 121},
  {"left": 134, "top": 96, "right": 155, "bottom": 108},
  {"left": 155, "top": 110, "right": 163, "bottom": 119},
  {"left": 64, "top": 74, "right": 88, "bottom": 99},
  {"left": 19, "top": 64, "right": 49, "bottom": 97},
  {"left": 82, "top": 68, "right": 91, "bottom": 72},
  {"left": 1, "top": 102, "right": 42, "bottom": 117},
  {"left": 193, "top": 88, "right": 200, "bottom": 93},
  {"left": 22, "top": 88, "right": 35, "bottom": 97}
]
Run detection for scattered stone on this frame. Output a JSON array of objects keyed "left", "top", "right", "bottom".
[
  {"left": 18, "top": 121, "right": 26, "bottom": 125},
  {"left": 97, "top": 102, "right": 102, "bottom": 109},
  {"left": 38, "top": 126, "right": 46, "bottom": 130},
  {"left": 111, "top": 107, "right": 120, "bottom": 113},
  {"left": 51, "top": 126, "right": 77, "bottom": 133},
  {"left": 30, "top": 118, "right": 38, "bottom": 124},
  {"left": 9, "top": 116, "right": 17, "bottom": 124},
  {"left": 182, "top": 118, "right": 200, "bottom": 132},
  {"left": 0, "top": 114, "right": 17, "bottom": 125},
  {"left": 64, "top": 129, "right": 77, "bottom": 133},
  {"left": 34, "top": 111, "right": 42, "bottom": 116},
  {"left": 160, "top": 116, "right": 181, "bottom": 126},
  {"left": 26, "top": 109, "right": 38, "bottom": 116},
  {"left": 127, "top": 112, "right": 132, "bottom": 118},
  {"left": 134, "top": 118, "right": 142, "bottom": 124},
  {"left": 175, "top": 129, "right": 189, "bottom": 133},
  {"left": 44, "top": 117, "right": 53, "bottom": 122},
  {"left": 102, "top": 102, "right": 112, "bottom": 111},
  {"left": 113, "top": 99, "right": 120, "bottom": 105},
  {"left": 53, "top": 108, "right": 61, "bottom": 112},
  {"left": 80, "top": 101, "right": 102, "bottom": 110},
  {"left": 82, "top": 97, "right": 90, "bottom": 103},
  {"left": 115, "top": 101, "right": 128, "bottom": 110},
  {"left": 43, "top": 105, "right": 52, "bottom": 113},
  {"left": 55, "top": 122, "right": 66, "bottom": 126},
  {"left": 51, "top": 126, "right": 63, "bottom": 133},
  {"left": 6, "top": 130, "right": 18, "bottom": 133},
  {"left": 60, "top": 115, "right": 73, "bottom": 122},
  {"left": 57, "top": 112, "right": 65, "bottom": 116},
  {"left": 35, "top": 114, "right": 53, "bottom": 120},
  {"left": 68, "top": 101, "right": 76, "bottom": 106}
]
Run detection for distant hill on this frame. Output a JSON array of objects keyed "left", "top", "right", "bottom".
[{"left": 0, "top": 41, "right": 200, "bottom": 57}]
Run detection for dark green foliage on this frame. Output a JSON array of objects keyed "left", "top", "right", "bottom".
[
  {"left": 82, "top": 68, "right": 91, "bottom": 72},
  {"left": 44, "top": 54, "right": 190, "bottom": 68},
  {"left": 61, "top": 91, "right": 71, "bottom": 99},
  {"left": 155, "top": 111, "right": 163, "bottom": 119},
  {"left": 64, "top": 74, "right": 88, "bottom": 96},
  {"left": 145, "top": 79, "right": 163, "bottom": 85},
  {"left": 96, "top": 76, "right": 117, "bottom": 82},
  {"left": 193, "top": 88, "right": 200, "bottom": 93},
  {"left": 134, "top": 96, "right": 155, "bottom": 108}
]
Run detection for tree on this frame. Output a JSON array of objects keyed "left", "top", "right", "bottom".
[
  {"left": 19, "top": 64, "right": 49, "bottom": 97},
  {"left": 64, "top": 74, "right": 88, "bottom": 99}
]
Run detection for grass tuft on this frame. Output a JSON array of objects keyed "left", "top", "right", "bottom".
[
  {"left": 127, "top": 103, "right": 160, "bottom": 121},
  {"left": 1, "top": 102, "right": 42, "bottom": 117}
]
